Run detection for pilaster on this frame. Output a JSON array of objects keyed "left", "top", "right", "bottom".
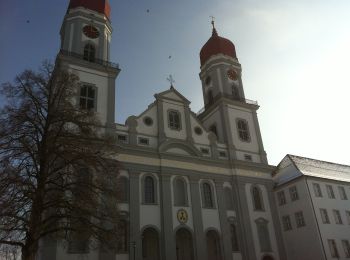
[
  {"left": 159, "top": 174, "right": 176, "bottom": 260},
  {"left": 189, "top": 176, "right": 207, "bottom": 260},
  {"left": 129, "top": 171, "right": 142, "bottom": 260},
  {"left": 215, "top": 180, "right": 233, "bottom": 260}
]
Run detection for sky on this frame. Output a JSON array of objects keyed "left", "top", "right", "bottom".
[{"left": 0, "top": 0, "right": 350, "bottom": 166}]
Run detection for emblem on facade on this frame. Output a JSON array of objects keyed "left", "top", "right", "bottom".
[{"left": 177, "top": 209, "right": 188, "bottom": 224}]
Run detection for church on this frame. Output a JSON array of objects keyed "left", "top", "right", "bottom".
[{"left": 39, "top": 0, "right": 350, "bottom": 260}]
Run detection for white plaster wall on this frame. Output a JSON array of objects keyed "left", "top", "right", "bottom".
[
  {"left": 227, "top": 105, "right": 259, "bottom": 153},
  {"left": 139, "top": 173, "right": 161, "bottom": 230},
  {"left": 136, "top": 105, "right": 158, "bottom": 136},
  {"left": 201, "top": 107, "right": 224, "bottom": 143},
  {"left": 190, "top": 115, "right": 210, "bottom": 145},
  {"left": 274, "top": 179, "right": 325, "bottom": 260},
  {"left": 68, "top": 65, "right": 110, "bottom": 125},
  {"left": 162, "top": 101, "right": 187, "bottom": 140},
  {"left": 245, "top": 183, "right": 280, "bottom": 260},
  {"left": 307, "top": 178, "right": 350, "bottom": 260}
]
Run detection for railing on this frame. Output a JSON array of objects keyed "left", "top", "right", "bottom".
[
  {"left": 59, "top": 49, "right": 119, "bottom": 69},
  {"left": 196, "top": 96, "right": 258, "bottom": 115}
]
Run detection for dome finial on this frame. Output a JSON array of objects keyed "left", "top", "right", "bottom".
[{"left": 210, "top": 16, "right": 218, "bottom": 36}]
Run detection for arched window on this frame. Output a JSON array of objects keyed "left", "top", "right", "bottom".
[
  {"left": 230, "top": 223, "right": 239, "bottom": 251},
  {"left": 144, "top": 176, "right": 155, "bottom": 204},
  {"left": 83, "top": 43, "right": 95, "bottom": 62},
  {"left": 232, "top": 85, "right": 240, "bottom": 100},
  {"left": 116, "top": 220, "right": 128, "bottom": 253},
  {"left": 252, "top": 186, "right": 264, "bottom": 211},
  {"left": 255, "top": 218, "right": 272, "bottom": 252},
  {"left": 209, "top": 124, "right": 218, "bottom": 138},
  {"left": 118, "top": 177, "right": 129, "bottom": 203},
  {"left": 142, "top": 228, "right": 160, "bottom": 260},
  {"left": 174, "top": 178, "right": 187, "bottom": 206},
  {"left": 236, "top": 119, "right": 250, "bottom": 142},
  {"left": 224, "top": 187, "right": 234, "bottom": 210},
  {"left": 202, "top": 182, "right": 214, "bottom": 208},
  {"left": 208, "top": 90, "right": 214, "bottom": 104}
]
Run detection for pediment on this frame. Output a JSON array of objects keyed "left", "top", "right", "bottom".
[
  {"left": 155, "top": 87, "right": 190, "bottom": 105},
  {"left": 159, "top": 139, "right": 201, "bottom": 157}
]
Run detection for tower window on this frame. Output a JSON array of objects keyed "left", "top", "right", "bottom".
[
  {"left": 232, "top": 85, "right": 240, "bottom": 100},
  {"left": 209, "top": 124, "right": 218, "bottom": 138},
  {"left": 236, "top": 119, "right": 250, "bottom": 142},
  {"left": 168, "top": 110, "right": 181, "bottom": 130},
  {"left": 79, "top": 85, "right": 96, "bottom": 110},
  {"left": 83, "top": 43, "right": 95, "bottom": 62},
  {"left": 207, "top": 90, "right": 214, "bottom": 104},
  {"left": 202, "top": 182, "right": 214, "bottom": 208}
]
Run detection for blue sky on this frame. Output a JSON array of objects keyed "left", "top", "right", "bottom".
[{"left": 1, "top": 0, "right": 350, "bottom": 166}]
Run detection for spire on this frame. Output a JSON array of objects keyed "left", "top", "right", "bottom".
[{"left": 210, "top": 16, "right": 218, "bottom": 37}]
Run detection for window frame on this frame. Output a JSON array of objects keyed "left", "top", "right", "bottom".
[
  {"left": 313, "top": 183, "right": 322, "bottom": 198},
  {"left": 167, "top": 110, "right": 182, "bottom": 130},
  {"left": 236, "top": 118, "right": 251, "bottom": 142},
  {"left": 252, "top": 185, "right": 264, "bottom": 211},
  {"left": 202, "top": 182, "right": 215, "bottom": 208},
  {"left": 173, "top": 177, "right": 188, "bottom": 207},
  {"left": 277, "top": 191, "right": 286, "bottom": 206},
  {"left": 142, "top": 175, "right": 158, "bottom": 204},
  {"left": 333, "top": 209, "right": 343, "bottom": 225},
  {"left": 282, "top": 215, "right": 292, "bottom": 231},
  {"left": 326, "top": 185, "right": 335, "bottom": 199},
  {"left": 342, "top": 240, "right": 350, "bottom": 258},
  {"left": 289, "top": 186, "right": 299, "bottom": 201},
  {"left": 320, "top": 208, "right": 330, "bottom": 224},
  {"left": 328, "top": 239, "right": 340, "bottom": 258},
  {"left": 338, "top": 186, "right": 348, "bottom": 200},
  {"left": 79, "top": 84, "right": 97, "bottom": 111},
  {"left": 83, "top": 43, "right": 96, "bottom": 62},
  {"left": 295, "top": 211, "right": 306, "bottom": 228}
]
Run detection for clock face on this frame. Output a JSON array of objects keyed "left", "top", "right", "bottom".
[
  {"left": 227, "top": 69, "right": 238, "bottom": 81},
  {"left": 83, "top": 25, "right": 100, "bottom": 39}
]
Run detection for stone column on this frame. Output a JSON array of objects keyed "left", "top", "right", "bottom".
[
  {"left": 215, "top": 180, "right": 233, "bottom": 260},
  {"left": 159, "top": 174, "right": 176, "bottom": 260},
  {"left": 129, "top": 171, "right": 142, "bottom": 260},
  {"left": 189, "top": 176, "right": 207, "bottom": 260}
]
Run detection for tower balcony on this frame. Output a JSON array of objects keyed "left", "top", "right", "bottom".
[{"left": 59, "top": 49, "right": 119, "bottom": 69}]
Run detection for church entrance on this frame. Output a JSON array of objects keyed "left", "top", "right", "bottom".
[
  {"left": 176, "top": 228, "right": 194, "bottom": 260},
  {"left": 206, "top": 230, "right": 222, "bottom": 260},
  {"left": 142, "top": 228, "right": 160, "bottom": 260}
]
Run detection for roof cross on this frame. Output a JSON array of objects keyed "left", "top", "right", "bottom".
[
  {"left": 167, "top": 74, "right": 175, "bottom": 87},
  {"left": 210, "top": 16, "right": 215, "bottom": 29}
]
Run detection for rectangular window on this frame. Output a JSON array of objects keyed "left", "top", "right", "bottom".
[
  {"left": 200, "top": 148, "right": 209, "bottom": 154},
  {"left": 326, "top": 185, "right": 335, "bottom": 199},
  {"left": 282, "top": 215, "right": 292, "bottom": 231},
  {"left": 295, "top": 211, "right": 306, "bottom": 227},
  {"left": 117, "top": 135, "right": 128, "bottom": 143},
  {"left": 230, "top": 224, "right": 239, "bottom": 251},
  {"left": 79, "top": 85, "right": 96, "bottom": 110},
  {"left": 289, "top": 186, "right": 299, "bottom": 201},
  {"left": 219, "top": 151, "right": 227, "bottom": 158},
  {"left": 333, "top": 210, "right": 343, "bottom": 224},
  {"left": 168, "top": 110, "right": 181, "bottom": 130},
  {"left": 237, "top": 119, "right": 251, "bottom": 142},
  {"left": 244, "top": 154, "right": 252, "bottom": 161},
  {"left": 339, "top": 186, "right": 348, "bottom": 200},
  {"left": 313, "top": 183, "right": 322, "bottom": 197},
  {"left": 328, "top": 239, "right": 339, "bottom": 258},
  {"left": 342, "top": 240, "right": 350, "bottom": 258},
  {"left": 320, "top": 209, "right": 330, "bottom": 224},
  {"left": 138, "top": 137, "right": 149, "bottom": 146},
  {"left": 346, "top": 211, "right": 350, "bottom": 225},
  {"left": 277, "top": 191, "right": 286, "bottom": 206}
]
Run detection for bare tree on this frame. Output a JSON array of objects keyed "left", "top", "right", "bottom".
[{"left": 0, "top": 62, "right": 120, "bottom": 260}]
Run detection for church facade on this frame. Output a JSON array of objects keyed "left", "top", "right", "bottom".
[{"left": 39, "top": 1, "right": 350, "bottom": 260}]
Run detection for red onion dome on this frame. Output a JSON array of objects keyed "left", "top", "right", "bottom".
[
  {"left": 68, "top": 0, "right": 111, "bottom": 19},
  {"left": 200, "top": 27, "right": 237, "bottom": 66}
]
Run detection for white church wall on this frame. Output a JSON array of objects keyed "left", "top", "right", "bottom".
[
  {"left": 227, "top": 105, "right": 259, "bottom": 153},
  {"left": 245, "top": 183, "right": 280, "bottom": 260},
  {"left": 139, "top": 172, "right": 161, "bottom": 230},
  {"left": 136, "top": 105, "right": 158, "bottom": 136},
  {"left": 190, "top": 115, "right": 210, "bottom": 145},
  {"left": 236, "top": 151, "right": 261, "bottom": 163},
  {"left": 67, "top": 65, "right": 110, "bottom": 124},
  {"left": 201, "top": 107, "right": 224, "bottom": 143}
]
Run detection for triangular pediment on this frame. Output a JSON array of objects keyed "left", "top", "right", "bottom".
[{"left": 154, "top": 87, "right": 190, "bottom": 105}]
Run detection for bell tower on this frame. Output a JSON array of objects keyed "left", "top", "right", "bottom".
[
  {"left": 198, "top": 22, "right": 268, "bottom": 164},
  {"left": 57, "top": 0, "right": 120, "bottom": 129}
]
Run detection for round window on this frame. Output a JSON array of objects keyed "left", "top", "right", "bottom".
[
  {"left": 143, "top": 117, "right": 153, "bottom": 126},
  {"left": 194, "top": 126, "right": 203, "bottom": 135},
  {"left": 205, "top": 76, "right": 211, "bottom": 85}
]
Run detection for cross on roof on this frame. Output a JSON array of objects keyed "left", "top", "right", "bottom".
[{"left": 167, "top": 74, "right": 175, "bottom": 87}]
